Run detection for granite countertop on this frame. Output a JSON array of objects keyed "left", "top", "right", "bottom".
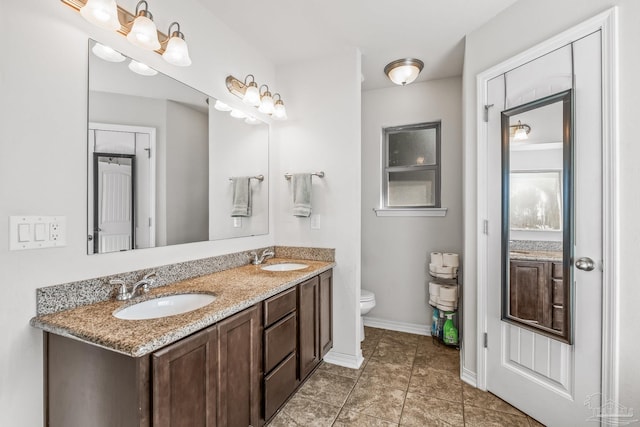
[
  {"left": 31, "top": 258, "right": 334, "bottom": 357},
  {"left": 509, "top": 250, "right": 563, "bottom": 262}
]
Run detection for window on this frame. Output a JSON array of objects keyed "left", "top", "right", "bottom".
[{"left": 381, "top": 121, "right": 441, "bottom": 211}]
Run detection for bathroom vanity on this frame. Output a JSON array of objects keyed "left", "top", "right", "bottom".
[{"left": 33, "top": 258, "right": 333, "bottom": 427}]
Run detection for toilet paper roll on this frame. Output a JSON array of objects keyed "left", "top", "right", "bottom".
[
  {"left": 429, "top": 282, "right": 442, "bottom": 297},
  {"left": 437, "top": 302, "right": 457, "bottom": 311},
  {"left": 430, "top": 252, "right": 444, "bottom": 267},
  {"left": 429, "top": 297, "right": 439, "bottom": 306},
  {"left": 429, "top": 264, "right": 454, "bottom": 274},
  {"left": 443, "top": 253, "right": 459, "bottom": 267},
  {"left": 439, "top": 285, "right": 458, "bottom": 302}
]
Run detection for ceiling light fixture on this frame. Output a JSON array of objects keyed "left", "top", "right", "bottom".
[
  {"left": 225, "top": 75, "right": 288, "bottom": 120},
  {"left": 162, "top": 22, "right": 191, "bottom": 66},
  {"left": 91, "top": 42, "right": 125, "bottom": 62},
  {"left": 510, "top": 120, "right": 531, "bottom": 141},
  {"left": 384, "top": 58, "right": 424, "bottom": 86},
  {"left": 128, "top": 59, "right": 157, "bottom": 76},
  {"left": 258, "top": 85, "right": 274, "bottom": 115},
  {"left": 126, "top": 1, "right": 160, "bottom": 51},
  {"left": 79, "top": 0, "right": 120, "bottom": 31}
]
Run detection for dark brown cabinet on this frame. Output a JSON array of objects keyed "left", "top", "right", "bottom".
[
  {"left": 319, "top": 270, "right": 333, "bottom": 357},
  {"left": 509, "top": 260, "right": 564, "bottom": 333},
  {"left": 298, "top": 276, "right": 320, "bottom": 380}
]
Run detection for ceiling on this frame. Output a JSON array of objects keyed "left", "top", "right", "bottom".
[{"left": 198, "top": 0, "right": 518, "bottom": 91}]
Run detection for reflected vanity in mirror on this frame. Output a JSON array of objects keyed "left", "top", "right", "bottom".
[
  {"left": 87, "top": 40, "right": 268, "bottom": 254},
  {"left": 501, "top": 90, "right": 573, "bottom": 343}
]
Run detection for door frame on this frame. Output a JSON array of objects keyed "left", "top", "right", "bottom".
[{"left": 474, "top": 6, "right": 619, "bottom": 407}]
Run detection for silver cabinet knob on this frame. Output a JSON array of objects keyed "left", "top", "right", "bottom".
[{"left": 575, "top": 257, "right": 596, "bottom": 271}]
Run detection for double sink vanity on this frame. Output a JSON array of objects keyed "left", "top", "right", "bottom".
[{"left": 31, "top": 250, "right": 334, "bottom": 427}]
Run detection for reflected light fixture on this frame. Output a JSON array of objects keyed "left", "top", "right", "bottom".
[
  {"left": 80, "top": 0, "right": 120, "bottom": 31},
  {"left": 128, "top": 59, "right": 158, "bottom": 76},
  {"left": 91, "top": 42, "right": 125, "bottom": 62},
  {"left": 511, "top": 120, "right": 531, "bottom": 141},
  {"left": 162, "top": 22, "right": 191, "bottom": 66},
  {"left": 272, "top": 93, "right": 287, "bottom": 120},
  {"left": 230, "top": 109, "right": 247, "bottom": 119},
  {"left": 384, "top": 58, "right": 424, "bottom": 86},
  {"left": 127, "top": 0, "right": 161, "bottom": 51},
  {"left": 258, "top": 85, "right": 274, "bottom": 115},
  {"left": 242, "top": 75, "right": 261, "bottom": 107},
  {"left": 245, "top": 116, "right": 261, "bottom": 125},
  {"left": 214, "top": 100, "right": 232, "bottom": 112}
]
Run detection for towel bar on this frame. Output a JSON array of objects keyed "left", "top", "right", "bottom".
[
  {"left": 284, "top": 171, "right": 325, "bottom": 180},
  {"left": 228, "top": 175, "right": 264, "bottom": 182}
]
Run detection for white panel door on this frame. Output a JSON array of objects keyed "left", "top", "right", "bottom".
[
  {"left": 97, "top": 160, "right": 132, "bottom": 253},
  {"left": 486, "top": 32, "right": 603, "bottom": 426}
]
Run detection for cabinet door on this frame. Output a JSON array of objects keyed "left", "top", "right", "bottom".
[
  {"left": 217, "top": 304, "right": 262, "bottom": 427},
  {"left": 509, "top": 260, "right": 551, "bottom": 328},
  {"left": 319, "top": 270, "right": 333, "bottom": 357},
  {"left": 298, "top": 276, "right": 320, "bottom": 380},
  {"left": 152, "top": 326, "right": 217, "bottom": 427}
]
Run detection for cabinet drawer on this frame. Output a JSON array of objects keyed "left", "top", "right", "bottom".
[
  {"left": 264, "top": 287, "right": 297, "bottom": 327},
  {"left": 264, "top": 352, "right": 297, "bottom": 420},
  {"left": 552, "top": 262, "right": 563, "bottom": 279},
  {"left": 265, "top": 312, "right": 297, "bottom": 373}
]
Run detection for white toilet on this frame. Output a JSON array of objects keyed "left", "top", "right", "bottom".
[{"left": 360, "top": 289, "right": 377, "bottom": 341}]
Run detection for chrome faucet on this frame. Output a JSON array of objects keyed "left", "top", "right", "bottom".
[
  {"left": 250, "top": 249, "right": 275, "bottom": 265},
  {"left": 110, "top": 272, "right": 157, "bottom": 301}
]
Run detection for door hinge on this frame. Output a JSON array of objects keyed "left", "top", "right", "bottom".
[
  {"left": 483, "top": 220, "right": 489, "bottom": 235},
  {"left": 145, "top": 147, "right": 151, "bottom": 158},
  {"left": 483, "top": 104, "right": 494, "bottom": 122},
  {"left": 148, "top": 217, "right": 152, "bottom": 227},
  {"left": 484, "top": 332, "right": 488, "bottom": 348}
]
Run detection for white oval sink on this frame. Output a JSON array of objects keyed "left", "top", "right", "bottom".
[
  {"left": 260, "top": 263, "right": 308, "bottom": 272},
  {"left": 114, "top": 293, "right": 216, "bottom": 320}
]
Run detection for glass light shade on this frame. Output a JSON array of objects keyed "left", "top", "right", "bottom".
[
  {"left": 245, "top": 116, "right": 260, "bottom": 125},
  {"left": 258, "top": 93, "right": 274, "bottom": 115},
  {"left": 80, "top": 0, "right": 120, "bottom": 31},
  {"left": 243, "top": 83, "right": 261, "bottom": 107},
  {"left": 387, "top": 65, "right": 421, "bottom": 85},
  {"left": 127, "top": 15, "right": 161, "bottom": 51},
  {"left": 230, "top": 109, "right": 247, "bottom": 119},
  {"left": 162, "top": 36, "right": 192, "bottom": 66},
  {"left": 513, "top": 127, "right": 529, "bottom": 141},
  {"left": 128, "top": 60, "right": 158, "bottom": 76},
  {"left": 272, "top": 100, "right": 287, "bottom": 120},
  {"left": 214, "top": 100, "right": 232, "bottom": 112},
  {"left": 91, "top": 43, "right": 125, "bottom": 62}
]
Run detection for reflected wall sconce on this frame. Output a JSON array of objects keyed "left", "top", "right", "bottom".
[
  {"left": 510, "top": 120, "right": 531, "bottom": 141},
  {"left": 226, "top": 75, "right": 288, "bottom": 120},
  {"left": 61, "top": 0, "right": 192, "bottom": 67},
  {"left": 384, "top": 58, "right": 424, "bottom": 86}
]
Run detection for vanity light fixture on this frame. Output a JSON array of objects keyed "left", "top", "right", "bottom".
[
  {"left": 258, "top": 85, "right": 275, "bottom": 115},
  {"left": 91, "top": 42, "right": 125, "bottom": 62},
  {"left": 384, "top": 58, "right": 424, "bottom": 86},
  {"left": 242, "top": 75, "right": 261, "bottom": 107},
  {"left": 126, "top": 1, "right": 161, "bottom": 51},
  {"left": 511, "top": 120, "right": 531, "bottom": 141},
  {"left": 128, "top": 59, "right": 158, "bottom": 76},
  {"left": 272, "top": 93, "right": 287, "bottom": 120},
  {"left": 79, "top": 0, "right": 120, "bottom": 31},
  {"left": 162, "top": 22, "right": 191, "bottom": 66}
]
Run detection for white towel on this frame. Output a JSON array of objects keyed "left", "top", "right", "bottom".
[
  {"left": 292, "top": 173, "right": 312, "bottom": 217},
  {"left": 230, "top": 177, "right": 251, "bottom": 217}
]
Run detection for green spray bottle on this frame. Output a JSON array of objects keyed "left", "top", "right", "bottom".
[{"left": 443, "top": 312, "right": 458, "bottom": 345}]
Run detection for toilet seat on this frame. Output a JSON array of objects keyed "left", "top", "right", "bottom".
[{"left": 360, "top": 289, "right": 375, "bottom": 302}]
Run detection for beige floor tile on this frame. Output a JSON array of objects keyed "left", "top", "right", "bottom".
[
  {"left": 364, "top": 326, "right": 386, "bottom": 341},
  {"left": 359, "top": 359, "right": 412, "bottom": 391},
  {"left": 371, "top": 342, "right": 416, "bottom": 366},
  {"left": 316, "top": 360, "right": 366, "bottom": 380},
  {"left": 400, "top": 392, "right": 464, "bottom": 427},
  {"left": 380, "top": 330, "right": 421, "bottom": 345},
  {"left": 414, "top": 352, "right": 460, "bottom": 374},
  {"left": 462, "top": 383, "right": 524, "bottom": 416},
  {"left": 361, "top": 338, "right": 379, "bottom": 357},
  {"left": 267, "top": 394, "right": 341, "bottom": 427},
  {"left": 333, "top": 408, "right": 399, "bottom": 427},
  {"left": 343, "top": 378, "right": 407, "bottom": 423},
  {"left": 295, "top": 370, "right": 357, "bottom": 407},
  {"left": 464, "top": 406, "right": 530, "bottom": 427},
  {"left": 408, "top": 366, "right": 463, "bottom": 403}
]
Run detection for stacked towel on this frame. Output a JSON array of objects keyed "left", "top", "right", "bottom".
[
  {"left": 230, "top": 177, "right": 252, "bottom": 217},
  {"left": 292, "top": 173, "right": 312, "bottom": 217}
]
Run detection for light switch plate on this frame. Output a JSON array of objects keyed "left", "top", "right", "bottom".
[{"left": 9, "top": 216, "right": 67, "bottom": 250}]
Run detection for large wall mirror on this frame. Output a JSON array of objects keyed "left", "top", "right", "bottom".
[
  {"left": 501, "top": 89, "right": 573, "bottom": 343},
  {"left": 87, "top": 40, "right": 269, "bottom": 254}
]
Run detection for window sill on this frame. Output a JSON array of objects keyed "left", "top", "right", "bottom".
[{"left": 373, "top": 208, "right": 448, "bottom": 217}]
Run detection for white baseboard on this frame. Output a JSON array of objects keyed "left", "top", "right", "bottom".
[
  {"left": 363, "top": 316, "right": 430, "bottom": 336},
  {"left": 323, "top": 350, "right": 365, "bottom": 369},
  {"left": 461, "top": 367, "right": 478, "bottom": 387}
]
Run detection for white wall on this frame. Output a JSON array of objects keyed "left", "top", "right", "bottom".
[
  {"left": 0, "top": 1, "right": 275, "bottom": 425},
  {"left": 361, "top": 77, "right": 463, "bottom": 329},
  {"left": 462, "top": 0, "right": 640, "bottom": 409},
  {"left": 272, "top": 51, "right": 362, "bottom": 364}
]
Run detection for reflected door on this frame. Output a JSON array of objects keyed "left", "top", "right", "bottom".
[
  {"left": 485, "top": 32, "right": 603, "bottom": 425},
  {"left": 96, "top": 155, "right": 134, "bottom": 253}
]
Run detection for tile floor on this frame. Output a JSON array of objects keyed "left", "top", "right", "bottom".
[{"left": 268, "top": 327, "right": 544, "bottom": 427}]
